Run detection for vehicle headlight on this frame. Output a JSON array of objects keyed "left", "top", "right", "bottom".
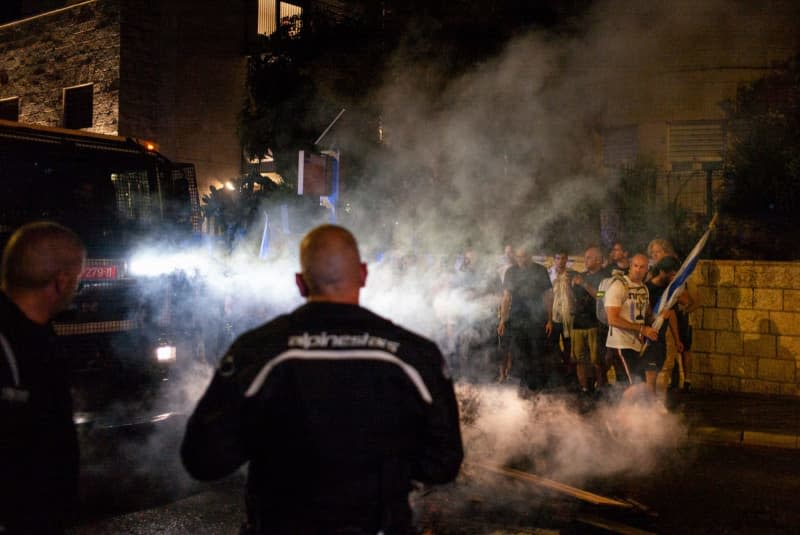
[
  {"left": 73, "top": 412, "right": 92, "bottom": 425},
  {"left": 129, "top": 251, "right": 200, "bottom": 277},
  {"left": 156, "top": 344, "right": 177, "bottom": 363}
]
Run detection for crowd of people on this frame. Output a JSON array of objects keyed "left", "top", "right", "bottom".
[
  {"left": 438, "top": 237, "right": 698, "bottom": 410},
  {"left": 2, "top": 218, "right": 698, "bottom": 533}
]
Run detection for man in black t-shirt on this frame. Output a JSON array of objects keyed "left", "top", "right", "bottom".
[
  {"left": 570, "top": 246, "right": 612, "bottom": 393},
  {"left": 497, "top": 246, "right": 553, "bottom": 390}
]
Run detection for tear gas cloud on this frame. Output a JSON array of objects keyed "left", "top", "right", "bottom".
[
  {"left": 414, "top": 384, "right": 689, "bottom": 526},
  {"left": 102, "top": 0, "right": 800, "bottom": 512},
  {"left": 457, "top": 384, "right": 687, "bottom": 483}
]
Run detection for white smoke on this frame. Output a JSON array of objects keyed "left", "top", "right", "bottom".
[
  {"left": 457, "top": 384, "right": 687, "bottom": 484},
  {"left": 82, "top": 0, "right": 800, "bottom": 523}
]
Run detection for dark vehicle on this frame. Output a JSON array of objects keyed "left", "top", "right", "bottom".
[{"left": 0, "top": 119, "right": 202, "bottom": 429}]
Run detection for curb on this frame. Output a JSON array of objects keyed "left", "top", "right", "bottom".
[{"left": 690, "top": 426, "right": 800, "bottom": 449}]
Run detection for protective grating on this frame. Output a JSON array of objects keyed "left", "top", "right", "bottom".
[
  {"left": 175, "top": 164, "right": 201, "bottom": 232},
  {"left": 111, "top": 170, "right": 153, "bottom": 223},
  {"left": 53, "top": 319, "right": 140, "bottom": 336}
]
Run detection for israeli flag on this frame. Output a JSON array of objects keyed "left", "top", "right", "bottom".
[{"left": 650, "top": 214, "right": 718, "bottom": 334}]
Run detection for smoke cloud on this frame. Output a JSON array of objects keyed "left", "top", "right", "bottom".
[{"left": 77, "top": 0, "right": 800, "bottom": 524}]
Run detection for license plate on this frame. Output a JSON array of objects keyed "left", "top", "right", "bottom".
[{"left": 81, "top": 265, "right": 118, "bottom": 280}]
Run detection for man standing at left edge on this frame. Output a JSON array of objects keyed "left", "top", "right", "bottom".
[
  {"left": 182, "top": 224, "right": 463, "bottom": 535},
  {"left": 0, "top": 222, "right": 85, "bottom": 534}
]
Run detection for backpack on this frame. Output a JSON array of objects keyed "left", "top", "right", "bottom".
[{"left": 595, "top": 273, "right": 629, "bottom": 325}]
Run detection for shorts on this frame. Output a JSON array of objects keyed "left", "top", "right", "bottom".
[
  {"left": 613, "top": 347, "right": 661, "bottom": 384},
  {"left": 644, "top": 340, "right": 666, "bottom": 371},
  {"left": 676, "top": 310, "right": 692, "bottom": 350},
  {"left": 570, "top": 327, "right": 598, "bottom": 364}
]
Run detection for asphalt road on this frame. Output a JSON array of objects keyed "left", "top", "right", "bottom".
[
  {"left": 68, "top": 435, "right": 800, "bottom": 534},
  {"left": 613, "top": 443, "right": 800, "bottom": 534}
]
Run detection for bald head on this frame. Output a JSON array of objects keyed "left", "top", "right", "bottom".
[
  {"left": 628, "top": 253, "right": 650, "bottom": 283},
  {"left": 297, "top": 225, "right": 366, "bottom": 303},
  {"left": 584, "top": 246, "right": 603, "bottom": 272},
  {"left": 2, "top": 221, "right": 86, "bottom": 324},
  {"left": 2, "top": 221, "right": 85, "bottom": 292},
  {"left": 514, "top": 246, "right": 531, "bottom": 267}
]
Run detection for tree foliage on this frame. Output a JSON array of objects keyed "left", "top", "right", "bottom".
[
  {"left": 716, "top": 52, "right": 800, "bottom": 259},
  {"left": 608, "top": 158, "right": 704, "bottom": 258},
  {"left": 238, "top": 1, "right": 587, "bottom": 191},
  {"left": 238, "top": 12, "right": 385, "bottom": 188},
  {"left": 201, "top": 173, "right": 304, "bottom": 252},
  {"left": 720, "top": 53, "right": 800, "bottom": 219}
]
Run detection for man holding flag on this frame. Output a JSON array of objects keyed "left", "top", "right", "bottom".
[
  {"left": 645, "top": 257, "right": 685, "bottom": 396},
  {"left": 646, "top": 215, "right": 718, "bottom": 392},
  {"left": 611, "top": 216, "right": 718, "bottom": 406}
]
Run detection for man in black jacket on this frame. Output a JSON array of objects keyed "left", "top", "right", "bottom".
[
  {"left": 0, "top": 222, "right": 85, "bottom": 534},
  {"left": 181, "top": 224, "right": 463, "bottom": 535}
]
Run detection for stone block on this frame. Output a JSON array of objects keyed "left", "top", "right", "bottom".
[
  {"left": 734, "top": 265, "right": 756, "bottom": 287},
  {"left": 777, "top": 336, "right": 800, "bottom": 360},
  {"left": 770, "top": 311, "right": 800, "bottom": 336},
  {"left": 698, "top": 353, "right": 729, "bottom": 375},
  {"left": 687, "top": 372, "right": 711, "bottom": 390},
  {"left": 690, "top": 308, "right": 703, "bottom": 327},
  {"left": 704, "top": 262, "right": 736, "bottom": 287},
  {"left": 740, "top": 378, "right": 784, "bottom": 396},
  {"left": 716, "top": 331, "right": 743, "bottom": 354},
  {"left": 742, "top": 431, "right": 798, "bottom": 448},
  {"left": 788, "top": 267, "right": 800, "bottom": 290},
  {"left": 694, "top": 427, "right": 743, "bottom": 444},
  {"left": 784, "top": 290, "right": 800, "bottom": 312},
  {"left": 703, "top": 308, "right": 732, "bottom": 331},
  {"left": 753, "top": 265, "right": 790, "bottom": 289},
  {"left": 697, "top": 286, "right": 717, "bottom": 308},
  {"left": 729, "top": 355, "right": 758, "bottom": 378},
  {"left": 733, "top": 310, "right": 770, "bottom": 333},
  {"left": 716, "top": 264, "right": 736, "bottom": 286},
  {"left": 717, "top": 287, "right": 752, "bottom": 309},
  {"left": 753, "top": 289, "right": 783, "bottom": 311},
  {"left": 733, "top": 309, "right": 766, "bottom": 333},
  {"left": 781, "top": 382, "right": 800, "bottom": 397},
  {"left": 712, "top": 375, "right": 740, "bottom": 392},
  {"left": 689, "top": 266, "right": 707, "bottom": 286},
  {"left": 692, "top": 331, "right": 715, "bottom": 353},
  {"left": 757, "top": 358, "right": 795, "bottom": 382},
  {"left": 742, "top": 333, "right": 776, "bottom": 358}
]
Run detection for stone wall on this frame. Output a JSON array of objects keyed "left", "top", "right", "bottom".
[
  {"left": 0, "top": 0, "right": 248, "bottom": 192},
  {"left": 688, "top": 260, "right": 800, "bottom": 396},
  {"left": 0, "top": 0, "right": 120, "bottom": 134}
]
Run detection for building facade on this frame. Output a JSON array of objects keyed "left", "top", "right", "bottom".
[
  {"left": 0, "top": 0, "right": 257, "bottom": 193},
  {"left": 594, "top": 1, "right": 800, "bottom": 217}
]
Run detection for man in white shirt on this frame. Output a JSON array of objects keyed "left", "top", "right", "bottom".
[{"left": 604, "top": 253, "right": 659, "bottom": 401}]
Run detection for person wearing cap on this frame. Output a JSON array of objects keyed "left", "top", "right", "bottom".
[
  {"left": 181, "top": 224, "right": 463, "bottom": 535},
  {"left": 0, "top": 221, "right": 86, "bottom": 534}
]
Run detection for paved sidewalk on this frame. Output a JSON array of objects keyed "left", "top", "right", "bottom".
[{"left": 674, "top": 389, "right": 800, "bottom": 449}]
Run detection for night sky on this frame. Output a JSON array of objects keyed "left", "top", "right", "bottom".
[{"left": 0, "top": 2, "right": 23, "bottom": 25}]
